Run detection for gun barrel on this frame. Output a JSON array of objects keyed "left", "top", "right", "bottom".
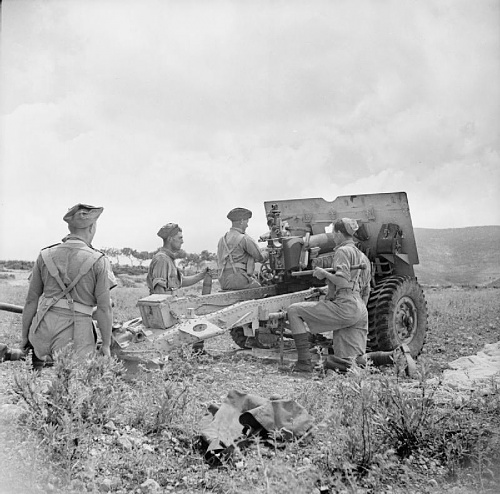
[
  {"left": 291, "top": 264, "right": 366, "bottom": 278},
  {"left": 0, "top": 303, "right": 23, "bottom": 314}
]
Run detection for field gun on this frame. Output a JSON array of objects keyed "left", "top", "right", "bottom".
[
  {"left": 111, "top": 191, "right": 428, "bottom": 370},
  {"left": 0, "top": 192, "right": 428, "bottom": 372}
]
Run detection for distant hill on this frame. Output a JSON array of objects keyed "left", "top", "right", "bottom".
[{"left": 413, "top": 226, "right": 500, "bottom": 286}]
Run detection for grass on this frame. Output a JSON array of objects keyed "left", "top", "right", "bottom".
[{"left": 0, "top": 273, "right": 499, "bottom": 493}]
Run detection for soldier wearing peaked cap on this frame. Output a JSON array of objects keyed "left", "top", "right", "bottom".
[
  {"left": 21, "top": 203, "right": 114, "bottom": 371},
  {"left": 217, "top": 207, "right": 268, "bottom": 291}
]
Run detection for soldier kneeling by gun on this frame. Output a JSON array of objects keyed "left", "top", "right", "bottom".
[{"left": 287, "top": 218, "right": 417, "bottom": 377}]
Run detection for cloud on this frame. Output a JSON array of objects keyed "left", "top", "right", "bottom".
[{"left": 0, "top": 0, "right": 499, "bottom": 260}]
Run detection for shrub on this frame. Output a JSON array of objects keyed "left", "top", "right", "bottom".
[
  {"left": 112, "top": 265, "right": 148, "bottom": 276},
  {"left": 13, "top": 348, "right": 127, "bottom": 478},
  {"left": 0, "top": 260, "right": 34, "bottom": 270}
]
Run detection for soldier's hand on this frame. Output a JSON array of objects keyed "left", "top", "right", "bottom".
[
  {"left": 313, "top": 267, "right": 328, "bottom": 280},
  {"left": 21, "top": 337, "right": 30, "bottom": 352},
  {"left": 100, "top": 344, "right": 111, "bottom": 357},
  {"left": 206, "top": 268, "right": 218, "bottom": 279}
]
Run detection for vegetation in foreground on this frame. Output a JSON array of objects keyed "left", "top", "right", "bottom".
[
  {"left": 9, "top": 349, "right": 500, "bottom": 494},
  {"left": 0, "top": 278, "right": 499, "bottom": 493}
]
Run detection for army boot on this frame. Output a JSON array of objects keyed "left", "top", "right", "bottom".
[{"left": 291, "top": 333, "right": 313, "bottom": 372}]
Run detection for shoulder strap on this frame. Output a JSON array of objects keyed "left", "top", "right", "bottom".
[
  {"left": 221, "top": 234, "right": 240, "bottom": 274},
  {"left": 40, "top": 248, "right": 103, "bottom": 304},
  {"left": 349, "top": 246, "right": 364, "bottom": 289}
]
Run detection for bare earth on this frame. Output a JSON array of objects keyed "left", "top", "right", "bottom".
[{"left": 0, "top": 271, "right": 499, "bottom": 493}]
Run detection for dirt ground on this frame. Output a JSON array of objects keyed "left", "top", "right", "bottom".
[{"left": 0, "top": 272, "right": 499, "bottom": 493}]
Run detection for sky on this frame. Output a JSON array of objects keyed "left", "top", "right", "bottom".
[{"left": 1, "top": 0, "right": 499, "bottom": 261}]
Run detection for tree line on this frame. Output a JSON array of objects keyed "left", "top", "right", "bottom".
[
  {"left": 100, "top": 247, "right": 217, "bottom": 271},
  {"left": 1, "top": 249, "right": 217, "bottom": 273}
]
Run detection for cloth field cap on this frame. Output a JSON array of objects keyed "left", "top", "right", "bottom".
[
  {"left": 63, "top": 204, "right": 103, "bottom": 229},
  {"left": 157, "top": 223, "right": 182, "bottom": 240},
  {"left": 341, "top": 218, "right": 359, "bottom": 236},
  {"left": 227, "top": 207, "right": 252, "bottom": 221}
]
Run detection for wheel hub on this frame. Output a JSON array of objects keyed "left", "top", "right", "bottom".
[{"left": 394, "top": 296, "right": 418, "bottom": 342}]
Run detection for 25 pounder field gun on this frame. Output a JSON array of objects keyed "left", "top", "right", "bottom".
[
  {"left": 111, "top": 191, "right": 428, "bottom": 370},
  {"left": 1, "top": 192, "right": 428, "bottom": 372}
]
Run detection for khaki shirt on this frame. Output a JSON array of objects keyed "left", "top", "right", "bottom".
[
  {"left": 26, "top": 239, "right": 110, "bottom": 307},
  {"left": 326, "top": 240, "right": 371, "bottom": 299},
  {"left": 217, "top": 227, "right": 266, "bottom": 274},
  {"left": 146, "top": 248, "right": 182, "bottom": 293}
]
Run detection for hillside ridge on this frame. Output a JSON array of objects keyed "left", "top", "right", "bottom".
[{"left": 413, "top": 225, "right": 500, "bottom": 286}]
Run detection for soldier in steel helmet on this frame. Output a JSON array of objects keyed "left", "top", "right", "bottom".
[
  {"left": 217, "top": 207, "right": 269, "bottom": 291},
  {"left": 21, "top": 204, "right": 114, "bottom": 371}
]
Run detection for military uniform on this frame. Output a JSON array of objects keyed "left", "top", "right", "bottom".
[
  {"left": 288, "top": 239, "right": 370, "bottom": 359},
  {"left": 217, "top": 208, "right": 267, "bottom": 291},
  {"left": 146, "top": 247, "right": 182, "bottom": 294},
  {"left": 23, "top": 204, "right": 113, "bottom": 361},
  {"left": 147, "top": 222, "right": 206, "bottom": 353}
]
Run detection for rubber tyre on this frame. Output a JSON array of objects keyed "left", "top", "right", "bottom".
[
  {"left": 367, "top": 276, "right": 427, "bottom": 358},
  {"left": 230, "top": 326, "right": 250, "bottom": 349}
]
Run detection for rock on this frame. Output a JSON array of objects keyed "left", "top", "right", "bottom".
[
  {"left": 140, "top": 478, "right": 161, "bottom": 492},
  {"left": 116, "top": 436, "right": 133, "bottom": 451},
  {"left": 100, "top": 477, "right": 121, "bottom": 492},
  {"left": 104, "top": 420, "right": 116, "bottom": 431},
  {"left": 0, "top": 403, "right": 24, "bottom": 421}
]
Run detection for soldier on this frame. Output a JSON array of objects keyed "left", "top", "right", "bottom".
[
  {"left": 217, "top": 208, "right": 268, "bottom": 291},
  {"left": 21, "top": 204, "right": 113, "bottom": 371},
  {"left": 287, "top": 218, "right": 416, "bottom": 376},
  {"left": 146, "top": 223, "right": 214, "bottom": 354}
]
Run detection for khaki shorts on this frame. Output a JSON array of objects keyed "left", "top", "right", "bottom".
[
  {"left": 290, "top": 294, "right": 368, "bottom": 359},
  {"left": 219, "top": 270, "right": 261, "bottom": 291},
  {"left": 29, "top": 307, "right": 96, "bottom": 359}
]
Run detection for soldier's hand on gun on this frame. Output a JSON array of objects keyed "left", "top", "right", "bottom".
[{"left": 312, "top": 267, "right": 329, "bottom": 280}]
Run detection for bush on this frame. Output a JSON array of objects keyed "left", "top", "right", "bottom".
[
  {"left": 0, "top": 260, "right": 34, "bottom": 270},
  {"left": 112, "top": 265, "right": 148, "bottom": 276}
]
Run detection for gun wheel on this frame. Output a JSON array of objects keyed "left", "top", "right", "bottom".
[
  {"left": 230, "top": 326, "right": 250, "bottom": 349},
  {"left": 367, "top": 276, "right": 427, "bottom": 358}
]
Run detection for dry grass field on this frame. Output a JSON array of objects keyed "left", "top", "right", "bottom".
[{"left": 0, "top": 271, "right": 499, "bottom": 494}]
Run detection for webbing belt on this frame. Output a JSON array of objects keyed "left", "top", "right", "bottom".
[
  {"left": 53, "top": 299, "right": 94, "bottom": 315},
  {"left": 32, "top": 248, "right": 102, "bottom": 333}
]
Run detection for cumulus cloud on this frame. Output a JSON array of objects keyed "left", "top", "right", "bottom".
[{"left": 0, "top": 0, "right": 499, "bottom": 260}]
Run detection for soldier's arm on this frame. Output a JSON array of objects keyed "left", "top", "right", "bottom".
[
  {"left": 150, "top": 257, "right": 169, "bottom": 293},
  {"left": 313, "top": 248, "right": 352, "bottom": 289},
  {"left": 242, "top": 235, "right": 268, "bottom": 262},
  {"left": 21, "top": 259, "right": 43, "bottom": 348},
  {"left": 182, "top": 270, "right": 207, "bottom": 287},
  {"left": 94, "top": 260, "right": 113, "bottom": 356}
]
